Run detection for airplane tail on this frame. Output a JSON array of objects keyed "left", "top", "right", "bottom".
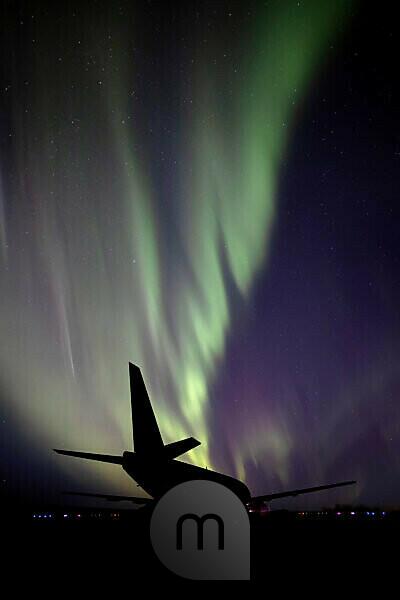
[
  {"left": 129, "top": 363, "right": 164, "bottom": 454},
  {"left": 129, "top": 363, "right": 201, "bottom": 459},
  {"left": 54, "top": 364, "right": 200, "bottom": 464}
]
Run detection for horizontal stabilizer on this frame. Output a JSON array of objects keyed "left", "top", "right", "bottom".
[
  {"left": 163, "top": 437, "right": 201, "bottom": 459},
  {"left": 251, "top": 480, "right": 356, "bottom": 503},
  {"left": 54, "top": 449, "right": 123, "bottom": 464},
  {"left": 63, "top": 491, "right": 153, "bottom": 504}
]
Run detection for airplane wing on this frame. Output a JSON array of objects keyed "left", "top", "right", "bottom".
[
  {"left": 251, "top": 480, "right": 356, "bottom": 503},
  {"left": 63, "top": 491, "right": 153, "bottom": 504},
  {"left": 54, "top": 449, "right": 123, "bottom": 464}
]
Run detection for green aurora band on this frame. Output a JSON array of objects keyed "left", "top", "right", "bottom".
[{"left": 0, "top": 2, "right": 349, "bottom": 494}]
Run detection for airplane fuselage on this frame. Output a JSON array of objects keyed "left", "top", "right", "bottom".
[{"left": 122, "top": 451, "right": 251, "bottom": 505}]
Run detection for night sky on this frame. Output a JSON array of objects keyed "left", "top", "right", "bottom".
[{"left": 1, "top": 0, "right": 400, "bottom": 509}]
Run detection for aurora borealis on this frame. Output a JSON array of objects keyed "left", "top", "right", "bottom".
[{"left": 1, "top": 0, "right": 400, "bottom": 508}]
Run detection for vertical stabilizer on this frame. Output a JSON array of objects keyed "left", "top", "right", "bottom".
[{"left": 129, "top": 363, "right": 164, "bottom": 454}]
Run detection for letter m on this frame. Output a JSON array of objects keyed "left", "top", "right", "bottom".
[{"left": 176, "top": 513, "right": 224, "bottom": 550}]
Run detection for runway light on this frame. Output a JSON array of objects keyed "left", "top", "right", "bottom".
[{"left": 350, "top": 512, "right": 355, "bottom": 516}]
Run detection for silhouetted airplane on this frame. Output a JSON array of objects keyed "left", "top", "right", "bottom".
[{"left": 54, "top": 363, "right": 356, "bottom": 508}]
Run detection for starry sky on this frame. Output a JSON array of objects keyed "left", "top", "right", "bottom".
[{"left": 1, "top": 0, "right": 400, "bottom": 509}]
